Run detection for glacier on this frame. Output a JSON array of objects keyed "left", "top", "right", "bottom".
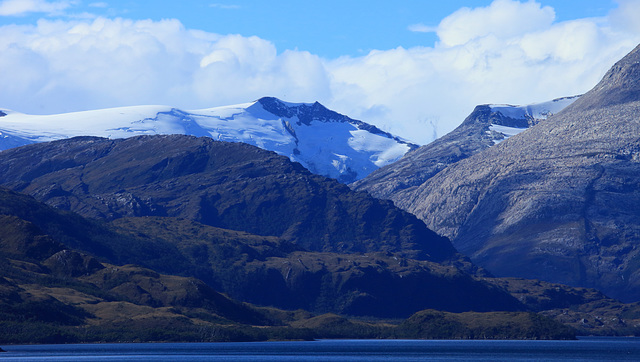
[{"left": 0, "top": 97, "right": 416, "bottom": 183}]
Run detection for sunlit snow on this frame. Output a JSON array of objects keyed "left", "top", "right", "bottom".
[
  {"left": 488, "top": 96, "right": 579, "bottom": 144},
  {"left": 0, "top": 99, "right": 413, "bottom": 183},
  {"left": 489, "top": 96, "right": 579, "bottom": 121}
]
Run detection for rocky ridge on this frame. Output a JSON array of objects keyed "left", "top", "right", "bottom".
[
  {"left": 360, "top": 44, "right": 640, "bottom": 302},
  {"left": 352, "top": 96, "right": 578, "bottom": 200}
]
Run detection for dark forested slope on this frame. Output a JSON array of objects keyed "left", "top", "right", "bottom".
[{"left": 0, "top": 136, "right": 523, "bottom": 316}]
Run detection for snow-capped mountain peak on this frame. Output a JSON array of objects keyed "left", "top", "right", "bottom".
[
  {"left": 486, "top": 95, "right": 580, "bottom": 144},
  {"left": 0, "top": 97, "right": 416, "bottom": 183}
]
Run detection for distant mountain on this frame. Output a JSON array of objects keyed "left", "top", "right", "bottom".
[
  {"left": 0, "top": 97, "right": 415, "bottom": 183},
  {"left": 356, "top": 44, "right": 640, "bottom": 302},
  {"left": 352, "top": 96, "right": 578, "bottom": 200}
]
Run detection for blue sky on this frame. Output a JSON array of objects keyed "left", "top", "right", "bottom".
[
  {"left": 1, "top": 0, "right": 621, "bottom": 57},
  {"left": 1, "top": 0, "right": 639, "bottom": 144},
  {"left": 106, "top": 0, "right": 618, "bottom": 57}
]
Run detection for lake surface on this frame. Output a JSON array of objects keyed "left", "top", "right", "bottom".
[{"left": 2, "top": 337, "right": 639, "bottom": 361}]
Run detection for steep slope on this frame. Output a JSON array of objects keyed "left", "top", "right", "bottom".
[
  {"left": 352, "top": 96, "right": 578, "bottom": 201},
  {"left": 380, "top": 44, "right": 640, "bottom": 301},
  {"left": 0, "top": 97, "right": 415, "bottom": 183},
  {"left": 0, "top": 187, "right": 191, "bottom": 271},
  {"left": 0, "top": 135, "right": 453, "bottom": 262},
  {"left": 0, "top": 136, "right": 537, "bottom": 316}
]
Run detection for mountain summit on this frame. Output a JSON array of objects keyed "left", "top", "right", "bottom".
[
  {"left": 0, "top": 97, "right": 415, "bottom": 183},
  {"left": 352, "top": 95, "right": 578, "bottom": 201},
  {"left": 357, "top": 44, "right": 640, "bottom": 301}
]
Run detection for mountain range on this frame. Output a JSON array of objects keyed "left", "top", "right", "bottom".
[
  {"left": 355, "top": 44, "right": 640, "bottom": 302},
  {"left": 352, "top": 95, "right": 579, "bottom": 198},
  {"left": 1, "top": 137, "right": 637, "bottom": 343},
  {"left": 0, "top": 97, "right": 415, "bottom": 183},
  {"left": 2, "top": 41, "right": 640, "bottom": 342},
  {"left": 0, "top": 135, "right": 527, "bottom": 318}
]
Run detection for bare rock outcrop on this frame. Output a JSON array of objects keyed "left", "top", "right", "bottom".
[{"left": 356, "top": 44, "right": 640, "bottom": 302}]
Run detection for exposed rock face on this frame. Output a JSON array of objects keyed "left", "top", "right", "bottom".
[
  {"left": 352, "top": 96, "right": 578, "bottom": 203},
  {"left": 352, "top": 105, "right": 498, "bottom": 200},
  {"left": 357, "top": 44, "right": 640, "bottom": 301}
]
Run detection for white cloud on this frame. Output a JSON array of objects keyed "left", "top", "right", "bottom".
[
  {"left": 435, "top": 0, "right": 555, "bottom": 47},
  {"left": 0, "top": 0, "right": 72, "bottom": 16},
  {"left": 0, "top": 17, "right": 330, "bottom": 116},
  {"left": 407, "top": 23, "right": 433, "bottom": 33},
  {"left": 610, "top": 0, "right": 640, "bottom": 33},
  {"left": 0, "top": 1, "right": 639, "bottom": 145},
  {"left": 326, "top": 0, "right": 640, "bottom": 143}
]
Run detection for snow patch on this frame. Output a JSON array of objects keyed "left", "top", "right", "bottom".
[
  {"left": 489, "top": 124, "right": 528, "bottom": 144},
  {"left": 490, "top": 95, "right": 580, "bottom": 121}
]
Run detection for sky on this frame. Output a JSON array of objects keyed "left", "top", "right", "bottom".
[{"left": 1, "top": 0, "right": 639, "bottom": 144}]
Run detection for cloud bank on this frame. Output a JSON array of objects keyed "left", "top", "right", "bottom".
[
  {"left": 1, "top": 0, "right": 639, "bottom": 144},
  {"left": 0, "top": 0, "right": 72, "bottom": 16}
]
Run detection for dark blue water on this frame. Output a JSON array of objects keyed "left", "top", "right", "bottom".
[{"left": 1, "top": 337, "right": 639, "bottom": 361}]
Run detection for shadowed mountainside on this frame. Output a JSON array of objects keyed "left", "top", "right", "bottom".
[
  {"left": 0, "top": 184, "right": 584, "bottom": 343},
  {"left": 0, "top": 137, "right": 526, "bottom": 317},
  {"left": 0, "top": 135, "right": 452, "bottom": 262}
]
